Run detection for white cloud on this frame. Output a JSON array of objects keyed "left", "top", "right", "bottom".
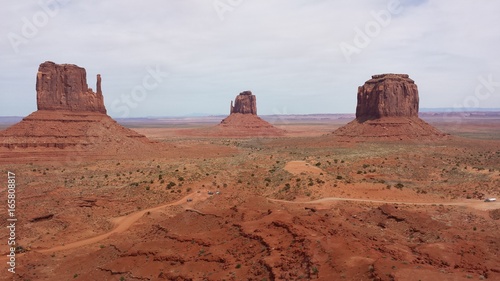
[{"left": 1, "top": 0, "right": 499, "bottom": 117}]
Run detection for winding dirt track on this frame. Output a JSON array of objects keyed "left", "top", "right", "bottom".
[
  {"left": 36, "top": 193, "right": 203, "bottom": 254},
  {"left": 9, "top": 194, "right": 499, "bottom": 256},
  {"left": 269, "top": 197, "right": 499, "bottom": 210}
]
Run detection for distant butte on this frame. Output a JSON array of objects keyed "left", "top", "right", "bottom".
[
  {"left": 230, "top": 90, "right": 257, "bottom": 115},
  {"left": 215, "top": 91, "right": 285, "bottom": 137},
  {"left": 332, "top": 74, "right": 447, "bottom": 141}
]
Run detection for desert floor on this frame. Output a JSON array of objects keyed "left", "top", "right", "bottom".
[{"left": 0, "top": 114, "right": 499, "bottom": 281}]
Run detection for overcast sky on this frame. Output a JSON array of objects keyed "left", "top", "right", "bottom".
[{"left": 1, "top": 0, "right": 499, "bottom": 117}]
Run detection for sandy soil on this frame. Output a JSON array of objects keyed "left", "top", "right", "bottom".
[{"left": 0, "top": 113, "right": 499, "bottom": 281}]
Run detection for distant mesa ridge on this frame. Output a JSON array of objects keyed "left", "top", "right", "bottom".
[{"left": 36, "top": 61, "right": 106, "bottom": 114}]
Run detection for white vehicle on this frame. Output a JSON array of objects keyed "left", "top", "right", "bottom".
[{"left": 484, "top": 198, "right": 496, "bottom": 202}]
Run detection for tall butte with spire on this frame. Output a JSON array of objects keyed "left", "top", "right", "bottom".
[
  {"left": 36, "top": 61, "right": 107, "bottom": 113},
  {"left": 0, "top": 61, "right": 156, "bottom": 161},
  {"left": 332, "top": 74, "right": 447, "bottom": 141}
]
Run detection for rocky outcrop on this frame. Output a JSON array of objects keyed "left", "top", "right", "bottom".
[
  {"left": 333, "top": 74, "right": 447, "bottom": 141},
  {"left": 230, "top": 91, "right": 257, "bottom": 115},
  {"left": 208, "top": 91, "right": 285, "bottom": 137},
  {"left": 36, "top": 61, "right": 106, "bottom": 113},
  {"left": 356, "top": 74, "right": 418, "bottom": 120},
  {"left": 0, "top": 61, "right": 160, "bottom": 160}
]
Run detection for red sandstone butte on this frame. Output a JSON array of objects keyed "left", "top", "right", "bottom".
[
  {"left": 356, "top": 74, "right": 418, "bottom": 120},
  {"left": 230, "top": 91, "right": 257, "bottom": 115},
  {"left": 213, "top": 91, "right": 284, "bottom": 137},
  {"left": 0, "top": 61, "right": 156, "bottom": 159},
  {"left": 36, "top": 61, "right": 106, "bottom": 113},
  {"left": 333, "top": 74, "right": 446, "bottom": 141}
]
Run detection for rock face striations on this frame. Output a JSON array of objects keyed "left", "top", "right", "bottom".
[
  {"left": 36, "top": 61, "right": 106, "bottom": 113},
  {"left": 333, "top": 74, "right": 446, "bottom": 141},
  {"left": 230, "top": 91, "right": 257, "bottom": 115},
  {"left": 356, "top": 74, "right": 418, "bottom": 120},
  {"left": 0, "top": 61, "right": 156, "bottom": 161},
  {"left": 215, "top": 91, "right": 285, "bottom": 137}
]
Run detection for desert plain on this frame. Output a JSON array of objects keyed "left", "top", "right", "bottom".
[{"left": 0, "top": 112, "right": 499, "bottom": 281}]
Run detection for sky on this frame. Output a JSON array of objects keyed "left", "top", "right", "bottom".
[{"left": 1, "top": 0, "right": 499, "bottom": 118}]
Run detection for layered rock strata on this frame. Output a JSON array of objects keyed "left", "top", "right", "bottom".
[
  {"left": 333, "top": 74, "right": 446, "bottom": 141},
  {"left": 0, "top": 61, "right": 155, "bottom": 160}
]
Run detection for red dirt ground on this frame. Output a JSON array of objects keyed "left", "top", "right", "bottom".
[{"left": 0, "top": 113, "right": 499, "bottom": 281}]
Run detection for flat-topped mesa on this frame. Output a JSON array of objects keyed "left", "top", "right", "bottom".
[
  {"left": 356, "top": 73, "right": 418, "bottom": 120},
  {"left": 332, "top": 73, "right": 446, "bottom": 141},
  {"left": 36, "top": 61, "right": 106, "bottom": 113},
  {"left": 230, "top": 91, "right": 257, "bottom": 115}
]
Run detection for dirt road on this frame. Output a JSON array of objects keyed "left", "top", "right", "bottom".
[
  {"left": 38, "top": 192, "right": 208, "bottom": 253},
  {"left": 3, "top": 193, "right": 496, "bottom": 260},
  {"left": 269, "top": 197, "right": 499, "bottom": 210}
]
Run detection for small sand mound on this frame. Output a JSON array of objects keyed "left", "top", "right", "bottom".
[{"left": 284, "top": 161, "right": 324, "bottom": 175}]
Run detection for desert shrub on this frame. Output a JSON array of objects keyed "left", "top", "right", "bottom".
[
  {"left": 395, "top": 183, "right": 404, "bottom": 189},
  {"left": 312, "top": 266, "right": 319, "bottom": 274}
]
